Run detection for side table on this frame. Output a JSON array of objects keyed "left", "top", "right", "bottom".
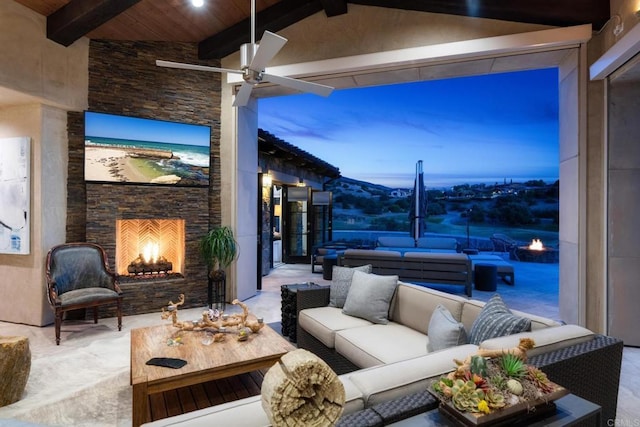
[
  {"left": 281, "top": 283, "right": 322, "bottom": 343},
  {"left": 322, "top": 253, "right": 339, "bottom": 280},
  {"left": 474, "top": 263, "right": 497, "bottom": 291}
]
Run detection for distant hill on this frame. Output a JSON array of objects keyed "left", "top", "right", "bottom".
[{"left": 326, "top": 176, "right": 396, "bottom": 198}]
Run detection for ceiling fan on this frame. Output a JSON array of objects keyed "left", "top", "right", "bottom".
[{"left": 156, "top": 0, "right": 334, "bottom": 107}]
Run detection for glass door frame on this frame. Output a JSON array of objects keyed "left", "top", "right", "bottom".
[{"left": 282, "top": 185, "right": 312, "bottom": 264}]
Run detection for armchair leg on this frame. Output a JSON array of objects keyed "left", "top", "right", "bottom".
[
  {"left": 55, "top": 310, "right": 62, "bottom": 345},
  {"left": 117, "top": 298, "right": 123, "bottom": 331},
  {"left": 93, "top": 307, "right": 99, "bottom": 324}
]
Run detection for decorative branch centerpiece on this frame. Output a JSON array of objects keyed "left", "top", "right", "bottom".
[
  {"left": 160, "top": 294, "right": 264, "bottom": 342},
  {"left": 430, "top": 338, "right": 568, "bottom": 425}
]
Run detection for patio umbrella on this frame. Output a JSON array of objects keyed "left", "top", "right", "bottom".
[{"left": 409, "top": 160, "right": 427, "bottom": 241}]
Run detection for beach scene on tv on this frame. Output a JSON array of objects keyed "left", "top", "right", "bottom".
[{"left": 84, "top": 112, "right": 211, "bottom": 186}]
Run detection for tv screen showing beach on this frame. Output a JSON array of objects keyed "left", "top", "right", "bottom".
[{"left": 84, "top": 111, "right": 211, "bottom": 186}]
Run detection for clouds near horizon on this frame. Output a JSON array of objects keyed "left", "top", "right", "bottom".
[{"left": 259, "top": 68, "right": 559, "bottom": 188}]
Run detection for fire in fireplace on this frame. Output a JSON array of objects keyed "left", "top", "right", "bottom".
[
  {"left": 115, "top": 219, "right": 185, "bottom": 277},
  {"left": 127, "top": 242, "right": 173, "bottom": 275}
]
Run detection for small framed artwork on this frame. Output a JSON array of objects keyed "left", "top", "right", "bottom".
[{"left": 0, "top": 136, "right": 30, "bottom": 255}]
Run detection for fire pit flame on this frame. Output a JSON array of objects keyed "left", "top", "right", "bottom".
[{"left": 529, "top": 238, "right": 544, "bottom": 251}]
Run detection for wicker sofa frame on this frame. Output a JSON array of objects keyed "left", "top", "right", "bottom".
[{"left": 296, "top": 286, "right": 623, "bottom": 426}]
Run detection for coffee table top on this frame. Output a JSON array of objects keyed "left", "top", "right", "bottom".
[{"left": 130, "top": 321, "right": 295, "bottom": 388}]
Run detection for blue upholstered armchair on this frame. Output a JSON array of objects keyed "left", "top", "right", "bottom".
[{"left": 45, "top": 242, "right": 123, "bottom": 345}]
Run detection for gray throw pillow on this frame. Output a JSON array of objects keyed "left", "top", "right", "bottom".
[
  {"left": 342, "top": 270, "right": 399, "bottom": 324},
  {"left": 328, "top": 264, "right": 372, "bottom": 308},
  {"left": 469, "top": 294, "right": 531, "bottom": 345},
  {"left": 427, "top": 304, "right": 468, "bottom": 352}
]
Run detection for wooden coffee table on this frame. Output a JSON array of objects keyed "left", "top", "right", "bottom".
[{"left": 130, "top": 322, "right": 295, "bottom": 427}]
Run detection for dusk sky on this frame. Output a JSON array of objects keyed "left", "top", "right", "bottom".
[{"left": 258, "top": 68, "right": 559, "bottom": 189}]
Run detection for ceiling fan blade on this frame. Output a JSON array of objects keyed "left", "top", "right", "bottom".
[
  {"left": 156, "top": 60, "right": 243, "bottom": 75},
  {"left": 249, "top": 31, "right": 288, "bottom": 71},
  {"left": 233, "top": 82, "right": 254, "bottom": 107},
  {"left": 262, "top": 73, "right": 334, "bottom": 97}
]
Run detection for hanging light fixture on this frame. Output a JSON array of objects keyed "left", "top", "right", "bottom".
[{"left": 191, "top": 0, "right": 204, "bottom": 7}]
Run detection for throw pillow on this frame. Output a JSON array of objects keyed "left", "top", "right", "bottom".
[
  {"left": 328, "top": 264, "right": 373, "bottom": 308},
  {"left": 427, "top": 304, "right": 468, "bottom": 352},
  {"left": 342, "top": 270, "right": 399, "bottom": 324},
  {"left": 469, "top": 294, "right": 531, "bottom": 345}
]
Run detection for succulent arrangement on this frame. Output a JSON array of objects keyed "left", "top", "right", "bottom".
[{"left": 431, "top": 343, "right": 562, "bottom": 416}]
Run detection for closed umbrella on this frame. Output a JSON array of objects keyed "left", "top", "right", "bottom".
[{"left": 409, "top": 160, "right": 427, "bottom": 242}]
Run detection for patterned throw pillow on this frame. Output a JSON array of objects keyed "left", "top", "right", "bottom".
[
  {"left": 427, "top": 304, "right": 468, "bottom": 352},
  {"left": 342, "top": 270, "right": 399, "bottom": 324},
  {"left": 469, "top": 294, "right": 531, "bottom": 345},
  {"left": 328, "top": 264, "right": 372, "bottom": 308}
]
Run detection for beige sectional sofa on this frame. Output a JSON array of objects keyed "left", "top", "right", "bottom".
[{"left": 143, "top": 278, "right": 623, "bottom": 426}]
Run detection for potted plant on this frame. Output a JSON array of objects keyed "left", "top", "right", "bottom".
[{"left": 199, "top": 226, "right": 238, "bottom": 282}]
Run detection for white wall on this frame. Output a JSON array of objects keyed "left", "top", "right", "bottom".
[
  {"left": 558, "top": 50, "right": 585, "bottom": 325},
  {"left": 0, "top": 1, "right": 88, "bottom": 110},
  {"left": 0, "top": 104, "right": 68, "bottom": 326},
  {"left": 0, "top": 1, "right": 88, "bottom": 326}
]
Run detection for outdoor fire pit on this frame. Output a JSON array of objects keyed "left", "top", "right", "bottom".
[{"left": 510, "top": 239, "right": 559, "bottom": 263}]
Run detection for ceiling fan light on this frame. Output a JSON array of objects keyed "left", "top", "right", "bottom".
[{"left": 191, "top": 0, "right": 204, "bottom": 7}]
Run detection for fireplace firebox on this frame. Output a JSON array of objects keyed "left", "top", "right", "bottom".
[{"left": 115, "top": 219, "right": 185, "bottom": 277}]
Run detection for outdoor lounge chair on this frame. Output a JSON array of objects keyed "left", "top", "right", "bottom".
[{"left": 490, "top": 233, "right": 521, "bottom": 253}]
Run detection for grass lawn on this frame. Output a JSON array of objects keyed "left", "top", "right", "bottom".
[{"left": 333, "top": 209, "right": 558, "bottom": 246}]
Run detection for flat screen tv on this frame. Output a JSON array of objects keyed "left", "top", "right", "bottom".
[{"left": 84, "top": 111, "right": 211, "bottom": 186}]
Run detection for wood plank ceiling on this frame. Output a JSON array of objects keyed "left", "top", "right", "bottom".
[{"left": 15, "top": 0, "right": 610, "bottom": 59}]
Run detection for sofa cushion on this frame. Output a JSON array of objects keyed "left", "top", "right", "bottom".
[
  {"left": 389, "top": 283, "right": 466, "bottom": 335},
  {"left": 345, "top": 344, "right": 479, "bottom": 407},
  {"left": 510, "top": 308, "right": 562, "bottom": 330},
  {"left": 140, "top": 377, "right": 366, "bottom": 427},
  {"left": 140, "top": 395, "right": 270, "bottom": 427},
  {"left": 427, "top": 304, "right": 468, "bottom": 352},
  {"left": 342, "top": 271, "right": 399, "bottom": 324},
  {"left": 461, "top": 299, "right": 562, "bottom": 332},
  {"left": 479, "top": 324, "right": 594, "bottom": 357},
  {"left": 329, "top": 264, "right": 373, "bottom": 308},
  {"left": 468, "top": 294, "right": 531, "bottom": 345},
  {"left": 335, "top": 323, "right": 428, "bottom": 367},
  {"left": 298, "top": 307, "right": 372, "bottom": 349},
  {"left": 377, "top": 236, "right": 416, "bottom": 248},
  {"left": 416, "top": 237, "right": 458, "bottom": 250},
  {"left": 337, "top": 374, "right": 368, "bottom": 416}
]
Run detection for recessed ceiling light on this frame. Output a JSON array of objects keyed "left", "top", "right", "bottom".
[{"left": 191, "top": 0, "right": 204, "bottom": 7}]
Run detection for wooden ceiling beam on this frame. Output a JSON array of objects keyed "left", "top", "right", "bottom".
[
  {"left": 199, "top": 0, "right": 324, "bottom": 59},
  {"left": 47, "top": 0, "right": 142, "bottom": 47},
  {"left": 348, "top": 0, "right": 610, "bottom": 31}
]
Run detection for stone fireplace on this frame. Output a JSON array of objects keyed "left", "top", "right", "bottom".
[
  {"left": 64, "top": 39, "right": 222, "bottom": 317},
  {"left": 77, "top": 182, "right": 212, "bottom": 316},
  {"left": 115, "top": 219, "right": 185, "bottom": 277}
]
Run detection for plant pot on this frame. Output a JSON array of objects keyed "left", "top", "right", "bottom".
[{"left": 210, "top": 270, "right": 226, "bottom": 282}]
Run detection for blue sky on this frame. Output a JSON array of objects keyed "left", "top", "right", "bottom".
[
  {"left": 85, "top": 111, "right": 210, "bottom": 147},
  {"left": 258, "top": 68, "right": 559, "bottom": 189}
]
